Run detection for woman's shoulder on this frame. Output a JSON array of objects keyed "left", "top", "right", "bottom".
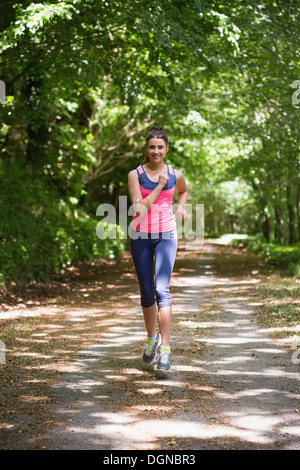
[
  {"left": 173, "top": 169, "right": 187, "bottom": 188},
  {"left": 173, "top": 168, "right": 184, "bottom": 178},
  {"left": 128, "top": 168, "right": 139, "bottom": 181}
]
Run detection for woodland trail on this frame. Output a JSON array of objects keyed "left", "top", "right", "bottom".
[{"left": 0, "top": 239, "right": 299, "bottom": 450}]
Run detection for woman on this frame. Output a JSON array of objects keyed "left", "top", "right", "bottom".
[{"left": 128, "top": 125, "right": 188, "bottom": 371}]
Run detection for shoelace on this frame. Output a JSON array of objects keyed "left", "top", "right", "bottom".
[
  {"left": 144, "top": 340, "right": 156, "bottom": 356},
  {"left": 159, "top": 348, "right": 170, "bottom": 363}
]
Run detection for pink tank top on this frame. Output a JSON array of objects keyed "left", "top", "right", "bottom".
[{"left": 131, "top": 164, "right": 177, "bottom": 233}]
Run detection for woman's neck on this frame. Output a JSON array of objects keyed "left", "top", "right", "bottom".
[{"left": 145, "top": 162, "right": 166, "bottom": 172}]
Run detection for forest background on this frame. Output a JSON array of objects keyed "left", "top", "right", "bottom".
[{"left": 0, "top": 0, "right": 299, "bottom": 289}]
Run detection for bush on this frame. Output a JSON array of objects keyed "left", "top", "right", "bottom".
[
  {"left": 231, "top": 236, "right": 300, "bottom": 275},
  {"left": 0, "top": 200, "right": 125, "bottom": 289}
]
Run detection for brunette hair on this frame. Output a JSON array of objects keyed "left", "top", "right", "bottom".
[{"left": 143, "top": 125, "right": 169, "bottom": 164}]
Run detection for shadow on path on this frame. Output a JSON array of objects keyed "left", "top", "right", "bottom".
[
  {"left": 40, "top": 240, "right": 300, "bottom": 450},
  {"left": 1, "top": 240, "right": 299, "bottom": 450}
]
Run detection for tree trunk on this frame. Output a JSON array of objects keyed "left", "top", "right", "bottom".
[
  {"left": 286, "top": 184, "right": 296, "bottom": 244},
  {"left": 258, "top": 196, "right": 270, "bottom": 243},
  {"left": 250, "top": 181, "right": 270, "bottom": 242},
  {"left": 274, "top": 204, "right": 283, "bottom": 244},
  {"left": 273, "top": 189, "right": 283, "bottom": 244},
  {"left": 297, "top": 184, "right": 300, "bottom": 242},
  {"left": 25, "top": 73, "right": 49, "bottom": 171},
  {"left": 262, "top": 212, "right": 270, "bottom": 243}
]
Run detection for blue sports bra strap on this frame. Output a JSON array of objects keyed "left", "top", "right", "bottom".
[{"left": 168, "top": 165, "right": 175, "bottom": 176}]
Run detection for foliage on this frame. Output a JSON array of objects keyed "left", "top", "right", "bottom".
[
  {"left": 0, "top": 164, "right": 124, "bottom": 287},
  {"left": 0, "top": 0, "right": 300, "bottom": 287},
  {"left": 231, "top": 236, "right": 300, "bottom": 276}
]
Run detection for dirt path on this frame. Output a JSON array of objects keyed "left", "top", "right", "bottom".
[{"left": 1, "top": 240, "right": 299, "bottom": 450}]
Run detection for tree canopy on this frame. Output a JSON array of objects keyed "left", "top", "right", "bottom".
[{"left": 0, "top": 0, "right": 299, "bottom": 286}]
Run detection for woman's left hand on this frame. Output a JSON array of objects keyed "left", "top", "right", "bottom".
[{"left": 176, "top": 207, "right": 187, "bottom": 219}]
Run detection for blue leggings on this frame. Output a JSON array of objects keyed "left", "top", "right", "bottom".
[{"left": 130, "top": 230, "right": 178, "bottom": 308}]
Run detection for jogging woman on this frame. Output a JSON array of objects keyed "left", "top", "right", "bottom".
[{"left": 128, "top": 126, "right": 188, "bottom": 371}]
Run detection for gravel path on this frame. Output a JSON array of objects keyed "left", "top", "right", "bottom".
[{"left": 39, "top": 241, "right": 300, "bottom": 450}]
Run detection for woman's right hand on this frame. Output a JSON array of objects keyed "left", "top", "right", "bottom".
[{"left": 158, "top": 174, "right": 169, "bottom": 188}]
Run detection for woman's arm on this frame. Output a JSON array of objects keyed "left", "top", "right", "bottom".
[
  {"left": 128, "top": 170, "right": 169, "bottom": 215},
  {"left": 175, "top": 170, "right": 188, "bottom": 218}
]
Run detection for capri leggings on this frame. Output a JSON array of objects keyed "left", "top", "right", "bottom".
[{"left": 130, "top": 229, "right": 177, "bottom": 308}]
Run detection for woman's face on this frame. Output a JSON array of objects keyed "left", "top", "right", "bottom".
[{"left": 147, "top": 138, "right": 168, "bottom": 164}]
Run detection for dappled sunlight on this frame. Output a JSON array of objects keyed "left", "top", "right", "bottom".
[
  {"left": 39, "top": 247, "right": 298, "bottom": 450},
  {"left": 137, "top": 388, "right": 163, "bottom": 395},
  {"left": 177, "top": 320, "right": 219, "bottom": 330},
  {"left": 1, "top": 241, "right": 300, "bottom": 450}
]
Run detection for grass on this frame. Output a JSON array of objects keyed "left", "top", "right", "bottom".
[{"left": 230, "top": 236, "right": 300, "bottom": 276}]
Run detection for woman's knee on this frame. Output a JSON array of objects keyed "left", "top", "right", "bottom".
[
  {"left": 140, "top": 287, "right": 156, "bottom": 308},
  {"left": 155, "top": 285, "right": 171, "bottom": 307}
]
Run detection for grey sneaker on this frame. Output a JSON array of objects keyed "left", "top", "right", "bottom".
[
  {"left": 157, "top": 347, "right": 171, "bottom": 371},
  {"left": 142, "top": 333, "right": 161, "bottom": 364}
]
